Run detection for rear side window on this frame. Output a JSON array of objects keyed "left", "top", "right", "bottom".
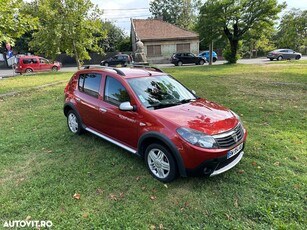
[
  {"left": 104, "top": 76, "right": 130, "bottom": 106},
  {"left": 78, "top": 73, "right": 102, "bottom": 98},
  {"left": 22, "top": 58, "right": 38, "bottom": 64}
]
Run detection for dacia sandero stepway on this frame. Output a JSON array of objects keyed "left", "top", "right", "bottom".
[{"left": 64, "top": 65, "right": 247, "bottom": 182}]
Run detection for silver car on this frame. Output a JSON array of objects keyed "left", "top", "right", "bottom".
[{"left": 267, "top": 49, "right": 302, "bottom": 61}]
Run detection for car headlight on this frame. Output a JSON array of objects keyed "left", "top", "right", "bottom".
[{"left": 176, "top": 128, "right": 218, "bottom": 149}]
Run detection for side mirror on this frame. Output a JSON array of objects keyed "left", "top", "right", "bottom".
[{"left": 119, "top": 101, "right": 134, "bottom": 111}]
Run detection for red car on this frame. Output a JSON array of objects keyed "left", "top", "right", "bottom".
[
  {"left": 15, "top": 55, "right": 61, "bottom": 74},
  {"left": 64, "top": 66, "right": 247, "bottom": 182}
]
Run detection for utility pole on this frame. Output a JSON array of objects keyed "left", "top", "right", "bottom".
[{"left": 209, "top": 40, "right": 213, "bottom": 65}]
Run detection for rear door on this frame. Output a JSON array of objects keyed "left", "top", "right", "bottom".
[{"left": 74, "top": 72, "right": 104, "bottom": 129}]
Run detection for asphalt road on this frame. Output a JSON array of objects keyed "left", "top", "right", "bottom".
[{"left": 1, "top": 56, "right": 306, "bottom": 79}]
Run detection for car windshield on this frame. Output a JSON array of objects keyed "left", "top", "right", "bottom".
[{"left": 128, "top": 75, "right": 196, "bottom": 110}]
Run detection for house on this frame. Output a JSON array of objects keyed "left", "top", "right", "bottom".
[{"left": 131, "top": 19, "right": 199, "bottom": 64}]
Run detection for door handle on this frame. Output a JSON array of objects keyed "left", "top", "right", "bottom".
[
  {"left": 75, "top": 97, "right": 80, "bottom": 102},
  {"left": 99, "top": 107, "right": 107, "bottom": 113}
]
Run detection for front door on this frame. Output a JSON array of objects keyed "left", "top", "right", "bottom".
[{"left": 97, "top": 76, "right": 139, "bottom": 149}]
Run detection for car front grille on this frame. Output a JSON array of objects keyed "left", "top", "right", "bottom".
[{"left": 214, "top": 123, "right": 244, "bottom": 148}]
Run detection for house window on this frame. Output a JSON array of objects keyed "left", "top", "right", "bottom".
[
  {"left": 177, "top": 43, "right": 190, "bottom": 52},
  {"left": 147, "top": 45, "right": 161, "bottom": 57}
]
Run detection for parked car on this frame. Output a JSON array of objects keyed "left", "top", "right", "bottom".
[
  {"left": 100, "top": 54, "right": 132, "bottom": 67},
  {"left": 267, "top": 49, "right": 302, "bottom": 61},
  {"left": 171, "top": 53, "right": 206, "bottom": 66},
  {"left": 198, "top": 51, "right": 218, "bottom": 62},
  {"left": 14, "top": 55, "right": 61, "bottom": 74},
  {"left": 64, "top": 66, "right": 247, "bottom": 182}
]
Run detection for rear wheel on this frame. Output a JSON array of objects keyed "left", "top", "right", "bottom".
[
  {"left": 67, "top": 110, "right": 83, "bottom": 135},
  {"left": 145, "top": 143, "right": 177, "bottom": 183},
  {"left": 277, "top": 56, "right": 283, "bottom": 61},
  {"left": 213, "top": 57, "right": 217, "bottom": 62},
  {"left": 177, "top": 61, "right": 183, "bottom": 66},
  {"left": 199, "top": 60, "right": 205, "bottom": 65},
  {"left": 25, "top": 68, "right": 33, "bottom": 73},
  {"left": 269, "top": 58, "right": 274, "bottom": 61}
]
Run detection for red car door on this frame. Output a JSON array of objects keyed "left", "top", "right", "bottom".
[
  {"left": 96, "top": 75, "right": 139, "bottom": 149},
  {"left": 39, "top": 58, "right": 51, "bottom": 71},
  {"left": 74, "top": 72, "right": 104, "bottom": 129}
]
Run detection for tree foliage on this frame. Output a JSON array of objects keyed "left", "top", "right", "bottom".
[
  {"left": 0, "top": 0, "right": 38, "bottom": 45},
  {"left": 276, "top": 9, "right": 307, "bottom": 52},
  {"left": 149, "top": 0, "right": 201, "bottom": 30},
  {"left": 29, "top": 0, "right": 106, "bottom": 69},
  {"left": 198, "top": 0, "right": 285, "bottom": 63},
  {"left": 98, "top": 21, "right": 126, "bottom": 52}
]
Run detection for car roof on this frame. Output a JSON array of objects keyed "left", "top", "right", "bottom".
[
  {"left": 18, "top": 55, "right": 43, "bottom": 59},
  {"left": 80, "top": 65, "right": 165, "bottom": 79}
]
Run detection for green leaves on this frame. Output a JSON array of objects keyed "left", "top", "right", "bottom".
[
  {"left": 0, "top": 0, "right": 38, "bottom": 44},
  {"left": 29, "top": 0, "right": 106, "bottom": 68}
]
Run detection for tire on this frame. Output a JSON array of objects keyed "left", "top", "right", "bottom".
[
  {"left": 269, "top": 58, "right": 274, "bottom": 61},
  {"left": 199, "top": 60, "right": 205, "bottom": 65},
  {"left": 277, "top": 56, "right": 283, "bottom": 61},
  {"left": 213, "top": 57, "right": 217, "bottom": 62},
  {"left": 295, "top": 55, "right": 301, "bottom": 60},
  {"left": 25, "top": 68, "right": 33, "bottom": 73},
  {"left": 177, "top": 61, "right": 183, "bottom": 66},
  {"left": 145, "top": 143, "right": 177, "bottom": 183},
  {"left": 67, "top": 110, "right": 83, "bottom": 135},
  {"left": 52, "top": 66, "right": 58, "bottom": 71}
]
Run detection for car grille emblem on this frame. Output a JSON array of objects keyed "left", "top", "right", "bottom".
[{"left": 232, "top": 133, "right": 238, "bottom": 142}]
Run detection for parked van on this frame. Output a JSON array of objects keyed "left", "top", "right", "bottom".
[{"left": 15, "top": 55, "right": 61, "bottom": 74}]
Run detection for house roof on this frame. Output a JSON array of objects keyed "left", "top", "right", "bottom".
[{"left": 132, "top": 19, "right": 199, "bottom": 42}]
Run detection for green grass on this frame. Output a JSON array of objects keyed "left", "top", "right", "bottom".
[{"left": 0, "top": 64, "right": 306, "bottom": 229}]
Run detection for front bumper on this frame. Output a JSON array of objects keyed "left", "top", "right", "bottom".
[{"left": 186, "top": 143, "right": 245, "bottom": 177}]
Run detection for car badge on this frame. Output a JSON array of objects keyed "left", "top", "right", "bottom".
[{"left": 232, "top": 133, "right": 238, "bottom": 142}]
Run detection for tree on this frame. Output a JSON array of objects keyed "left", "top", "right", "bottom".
[
  {"left": 98, "top": 21, "right": 126, "bottom": 52},
  {"left": 276, "top": 9, "right": 307, "bottom": 53},
  {"left": 198, "top": 0, "right": 285, "bottom": 63},
  {"left": 149, "top": 0, "right": 201, "bottom": 30},
  {"left": 0, "top": 0, "right": 38, "bottom": 44},
  {"left": 29, "top": 0, "right": 106, "bottom": 69}
]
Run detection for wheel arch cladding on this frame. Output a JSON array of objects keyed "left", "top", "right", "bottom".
[{"left": 138, "top": 132, "right": 187, "bottom": 177}]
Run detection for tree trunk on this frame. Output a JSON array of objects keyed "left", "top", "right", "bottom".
[
  {"left": 73, "top": 40, "right": 81, "bottom": 70},
  {"left": 229, "top": 39, "right": 238, "bottom": 64}
]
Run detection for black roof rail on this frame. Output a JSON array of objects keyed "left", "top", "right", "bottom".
[
  {"left": 132, "top": 64, "right": 164, "bottom": 73},
  {"left": 83, "top": 65, "right": 125, "bottom": 76}
]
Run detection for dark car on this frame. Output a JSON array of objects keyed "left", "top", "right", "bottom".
[
  {"left": 267, "top": 49, "right": 302, "bottom": 61},
  {"left": 171, "top": 53, "right": 206, "bottom": 66},
  {"left": 100, "top": 54, "right": 132, "bottom": 67},
  {"left": 198, "top": 51, "right": 218, "bottom": 62},
  {"left": 15, "top": 55, "right": 61, "bottom": 74},
  {"left": 64, "top": 66, "right": 247, "bottom": 182}
]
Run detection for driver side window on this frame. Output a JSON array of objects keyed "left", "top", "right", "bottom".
[{"left": 104, "top": 76, "right": 130, "bottom": 106}]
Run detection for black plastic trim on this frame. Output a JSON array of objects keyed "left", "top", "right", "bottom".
[{"left": 138, "top": 132, "right": 187, "bottom": 177}]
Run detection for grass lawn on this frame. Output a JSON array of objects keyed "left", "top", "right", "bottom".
[{"left": 0, "top": 64, "right": 306, "bottom": 229}]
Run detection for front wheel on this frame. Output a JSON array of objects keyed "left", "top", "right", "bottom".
[
  {"left": 269, "top": 58, "right": 274, "bottom": 61},
  {"left": 213, "top": 57, "right": 217, "bottom": 62},
  {"left": 25, "top": 68, "right": 33, "bottom": 73},
  {"left": 199, "top": 60, "right": 205, "bottom": 65},
  {"left": 295, "top": 55, "right": 301, "bottom": 60},
  {"left": 177, "top": 61, "right": 183, "bottom": 66},
  {"left": 145, "top": 144, "right": 177, "bottom": 183},
  {"left": 67, "top": 110, "right": 83, "bottom": 135},
  {"left": 52, "top": 66, "right": 58, "bottom": 71}
]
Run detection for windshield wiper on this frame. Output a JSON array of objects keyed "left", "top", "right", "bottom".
[{"left": 147, "top": 102, "right": 181, "bottom": 109}]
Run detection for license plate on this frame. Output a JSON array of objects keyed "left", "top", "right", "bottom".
[{"left": 227, "top": 143, "right": 243, "bottom": 159}]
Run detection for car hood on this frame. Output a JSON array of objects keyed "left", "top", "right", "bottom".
[{"left": 152, "top": 99, "right": 238, "bottom": 135}]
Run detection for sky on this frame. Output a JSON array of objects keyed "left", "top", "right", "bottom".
[{"left": 92, "top": 0, "right": 307, "bottom": 35}]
